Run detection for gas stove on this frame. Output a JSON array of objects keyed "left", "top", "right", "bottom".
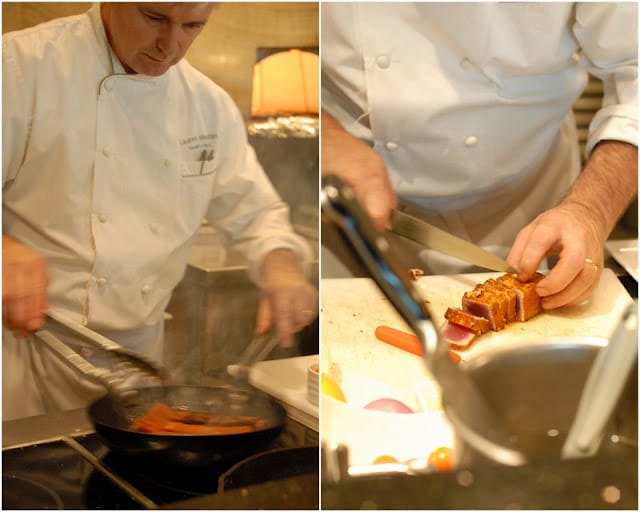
[{"left": 2, "top": 409, "right": 318, "bottom": 509}]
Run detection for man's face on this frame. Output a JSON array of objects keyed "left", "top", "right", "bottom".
[{"left": 101, "top": 3, "right": 213, "bottom": 76}]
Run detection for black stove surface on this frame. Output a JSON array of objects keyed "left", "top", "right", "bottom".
[{"left": 3, "top": 432, "right": 318, "bottom": 510}]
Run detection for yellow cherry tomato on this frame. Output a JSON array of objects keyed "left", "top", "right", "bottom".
[
  {"left": 372, "top": 454, "right": 399, "bottom": 464},
  {"left": 428, "top": 446, "right": 454, "bottom": 472}
]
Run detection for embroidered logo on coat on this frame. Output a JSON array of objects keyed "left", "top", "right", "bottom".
[{"left": 180, "top": 134, "right": 217, "bottom": 177}]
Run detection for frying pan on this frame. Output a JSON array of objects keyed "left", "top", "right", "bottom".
[
  {"left": 89, "top": 384, "right": 287, "bottom": 468},
  {"left": 34, "top": 314, "right": 287, "bottom": 468}
]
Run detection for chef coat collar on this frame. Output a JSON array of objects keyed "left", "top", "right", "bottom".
[{"left": 88, "top": 3, "right": 170, "bottom": 86}]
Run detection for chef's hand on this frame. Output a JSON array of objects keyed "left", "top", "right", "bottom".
[
  {"left": 255, "top": 249, "right": 318, "bottom": 348},
  {"left": 507, "top": 202, "right": 605, "bottom": 309},
  {"left": 321, "top": 110, "right": 397, "bottom": 231},
  {"left": 507, "top": 141, "right": 637, "bottom": 310},
  {"left": 2, "top": 235, "right": 48, "bottom": 336}
]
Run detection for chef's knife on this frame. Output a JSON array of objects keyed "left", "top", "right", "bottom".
[
  {"left": 321, "top": 175, "right": 526, "bottom": 467},
  {"left": 390, "top": 209, "right": 517, "bottom": 273}
]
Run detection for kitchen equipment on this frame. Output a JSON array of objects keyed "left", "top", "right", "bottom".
[
  {"left": 219, "top": 446, "right": 318, "bottom": 492},
  {"left": 48, "top": 310, "right": 163, "bottom": 376},
  {"left": 248, "top": 354, "right": 319, "bottom": 433},
  {"left": 34, "top": 313, "right": 289, "bottom": 469},
  {"left": 460, "top": 335, "right": 637, "bottom": 465},
  {"left": 390, "top": 208, "right": 516, "bottom": 273},
  {"left": 321, "top": 175, "right": 526, "bottom": 466},
  {"left": 226, "top": 331, "right": 280, "bottom": 381},
  {"left": 562, "top": 301, "right": 638, "bottom": 459},
  {"left": 606, "top": 238, "right": 638, "bottom": 281},
  {"left": 3, "top": 406, "right": 317, "bottom": 509},
  {"left": 89, "top": 385, "right": 286, "bottom": 468},
  {"left": 34, "top": 312, "right": 163, "bottom": 398}
]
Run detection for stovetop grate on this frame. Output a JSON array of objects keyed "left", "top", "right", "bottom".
[{"left": 3, "top": 429, "right": 316, "bottom": 510}]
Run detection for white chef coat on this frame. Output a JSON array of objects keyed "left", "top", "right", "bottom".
[
  {"left": 2, "top": 6, "right": 311, "bottom": 419},
  {"left": 322, "top": 2, "right": 637, "bottom": 274}
]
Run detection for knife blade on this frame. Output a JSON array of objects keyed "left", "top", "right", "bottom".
[{"left": 390, "top": 209, "right": 517, "bottom": 273}]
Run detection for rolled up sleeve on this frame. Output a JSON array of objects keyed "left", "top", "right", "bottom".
[{"left": 573, "top": 2, "right": 638, "bottom": 156}]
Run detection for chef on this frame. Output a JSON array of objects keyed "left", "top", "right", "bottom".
[
  {"left": 322, "top": 2, "right": 637, "bottom": 309},
  {"left": 2, "top": 3, "right": 317, "bottom": 420}
]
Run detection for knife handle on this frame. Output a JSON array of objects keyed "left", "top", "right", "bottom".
[{"left": 321, "top": 175, "right": 439, "bottom": 358}]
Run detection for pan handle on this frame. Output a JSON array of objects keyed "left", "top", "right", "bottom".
[{"left": 321, "top": 175, "right": 439, "bottom": 361}]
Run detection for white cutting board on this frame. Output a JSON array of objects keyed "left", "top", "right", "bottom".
[
  {"left": 321, "top": 269, "right": 633, "bottom": 468},
  {"left": 249, "top": 355, "right": 319, "bottom": 431},
  {"left": 321, "top": 269, "right": 633, "bottom": 402}
]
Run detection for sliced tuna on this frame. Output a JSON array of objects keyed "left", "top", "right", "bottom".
[
  {"left": 485, "top": 278, "right": 517, "bottom": 322},
  {"left": 441, "top": 320, "right": 477, "bottom": 349},
  {"left": 497, "top": 273, "right": 543, "bottom": 321},
  {"left": 444, "top": 307, "right": 491, "bottom": 335},
  {"left": 462, "top": 284, "right": 507, "bottom": 331}
]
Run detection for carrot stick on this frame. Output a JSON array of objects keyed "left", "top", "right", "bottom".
[
  {"left": 375, "top": 325, "right": 423, "bottom": 355},
  {"left": 375, "top": 325, "right": 462, "bottom": 363}
]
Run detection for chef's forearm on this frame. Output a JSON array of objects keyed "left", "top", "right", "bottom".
[
  {"left": 321, "top": 110, "right": 397, "bottom": 230},
  {"left": 562, "top": 140, "right": 638, "bottom": 239},
  {"left": 321, "top": 110, "right": 355, "bottom": 176}
]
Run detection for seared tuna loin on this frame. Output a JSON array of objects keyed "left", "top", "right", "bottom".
[
  {"left": 462, "top": 284, "right": 508, "bottom": 331},
  {"left": 444, "top": 307, "right": 491, "bottom": 335},
  {"left": 497, "top": 272, "right": 544, "bottom": 321}
]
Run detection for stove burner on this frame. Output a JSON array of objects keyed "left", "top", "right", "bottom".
[
  {"left": 220, "top": 446, "right": 319, "bottom": 492},
  {"left": 106, "top": 452, "right": 226, "bottom": 492},
  {"left": 3, "top": 423, "right": 318, "bottom": 509},
  {"left": 2, "top": 475, "right": 65, "bottom": 510}
]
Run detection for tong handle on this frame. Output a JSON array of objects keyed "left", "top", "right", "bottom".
[
  {"left": 46, "top": 310, "right": 163, "bottom": 378},
  {"left": 321, "top": 175, "right": 439, "bottom": 358},
  {"left": 227, "top": 331, "right": 280, "bottom": 381},
  {"left": 562, "top": 302, "right": 638, "bottom": 458},
  {"left": 34, "top": 330, "right": 130, "bottom": 397},
  {"left": 236, "top": 332, "right": 280, "bottom": 367}
]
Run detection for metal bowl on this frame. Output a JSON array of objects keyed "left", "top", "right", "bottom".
[{"left": 459, "top": 336, "right": 638, "bottom": 466}]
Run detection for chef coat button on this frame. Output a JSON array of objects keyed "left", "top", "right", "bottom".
[
  {"left": 376, "top": 55, "right": 390, "bottom": 69},
  {"left": 460, "top": 58, "right": 473, "bottom": 70},
  {"left": 464, "top": 135, "right": 478, "bottom": 147},
  {"left": 141, "top": 284, "right": 152, "bottom": 295},
  {"left": 104, "top": 81, "right": 113, "bottom": 92},
  {"left": 96, "top": 277, "right": 107, "bottom": 286},
  {"left": 384, "top": 141, "right": 399, "bottom": 152},
  {"left": 149, "top": 223, "right": 159, "bottom": 234},
  {"left": 98, "top": 214, "right": 107, "bottom": 223},
  {"left": 164, "top": 159, "right": 172, "bottom": 168},
  {"left": 102, "top": 147, "right": 111, "bottom": 157}
]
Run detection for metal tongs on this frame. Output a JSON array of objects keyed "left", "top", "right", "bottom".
[
  {"left": 562, "top": 301, "right": 638, "bottom": 458},
  {"left": 33, "top": 310, "right": 164, "bottom": 398},
  {"left": 226, "top": 331, "right": 280, "bottom": 382},
  {"left": 321, "top": 175, "right": 526, "bottom": 467}
]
